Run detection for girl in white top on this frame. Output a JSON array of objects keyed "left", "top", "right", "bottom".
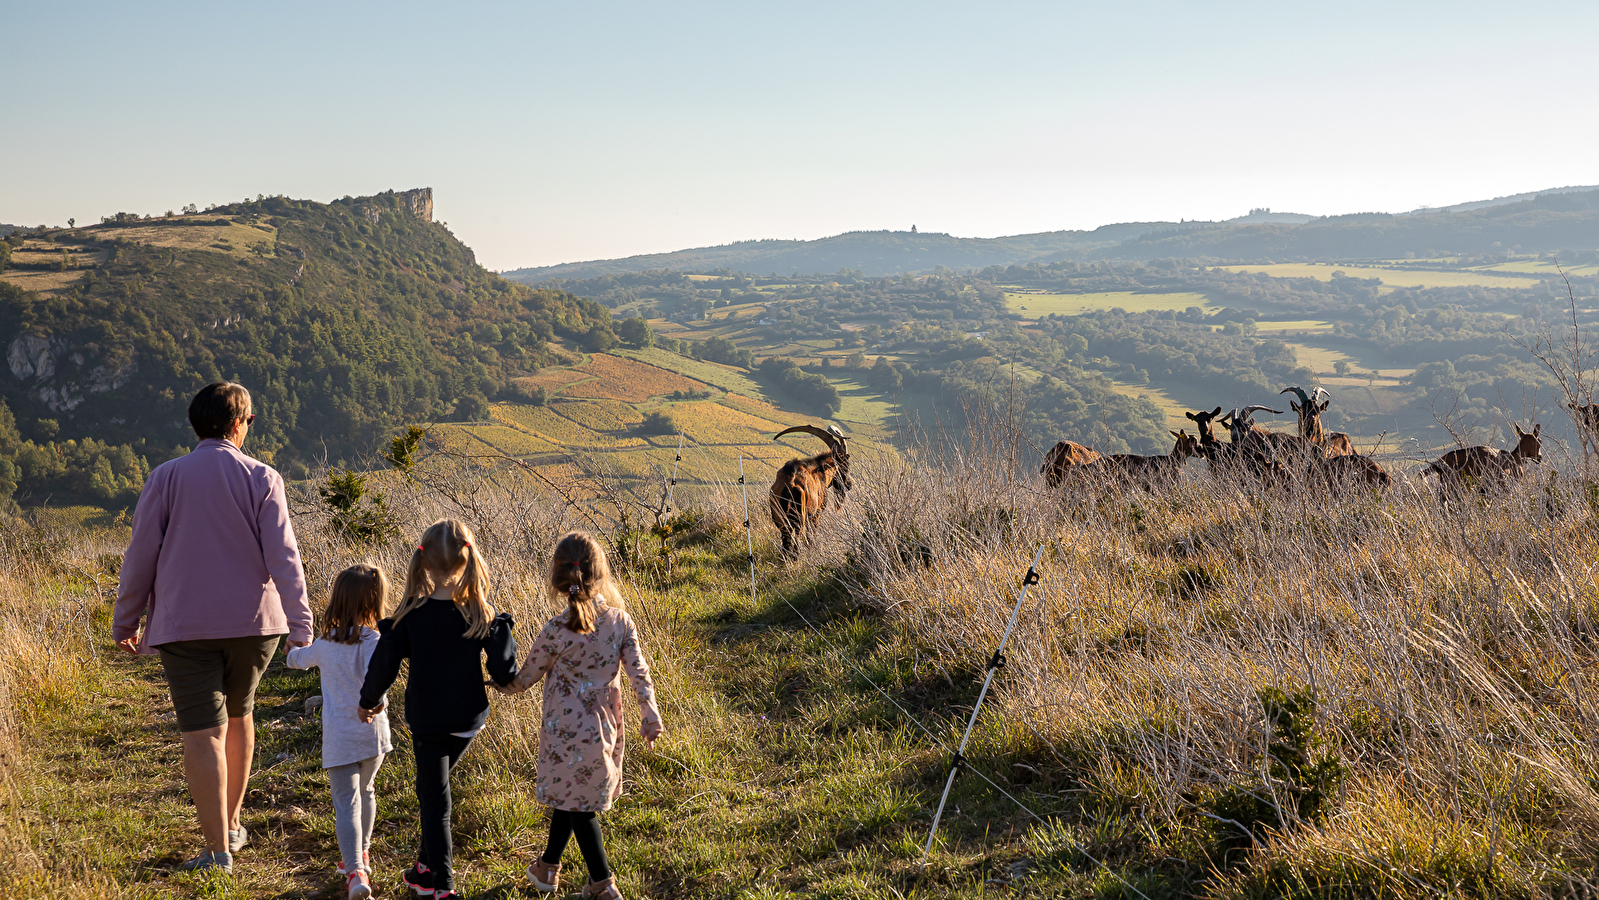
[{"left": 287, "top": 564, "right": 394, "bottom": 900}]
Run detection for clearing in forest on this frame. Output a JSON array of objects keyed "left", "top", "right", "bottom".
[{"left": 1003, "top": 290, "right": 1213, "bottom": 317}]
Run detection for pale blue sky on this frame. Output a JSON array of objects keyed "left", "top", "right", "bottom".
[{"left": 4, "top": 1, "right": 1597, "bottom": 270}]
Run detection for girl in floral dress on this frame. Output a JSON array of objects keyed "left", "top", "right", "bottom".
[{"left": 503, "top": 531, "right": 663, "bottom": 900}]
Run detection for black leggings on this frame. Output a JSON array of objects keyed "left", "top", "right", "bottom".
[
  {"left": 542, "top": 807, "right": 611, "bottom": 883},
  {"left": 413, "top": 733, "right": 474, "bottom": 892}
]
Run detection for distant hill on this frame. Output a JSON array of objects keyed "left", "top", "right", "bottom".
[
  {"left": 0, "top": 189, "right": 619, "bottom": 505},
  {"left": 1113, "top": 189, "right": 1599, "bottom": 260},
  {"left": 502, "top": 222, "right": 1203, "bottom": 282},
  {"left": 505, "top": 186, "right": 1599, "bottom": 280},
  {"left": 1399, "top": 184, "right": 1599, "bottom": 216}
]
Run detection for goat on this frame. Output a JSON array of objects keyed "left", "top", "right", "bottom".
[
  {"left": 769, "top": 424, "right": 851, "bottom": 558},
  {"left": 1188, "top": 406, "right": 1285, "bottom": 485},
  {"left": 1040, "top": 440, "right": 1103, "bottom": 488},
  {"left": 1281, "top": 385, "right": 1353, "bottom": 457},
  {"left": 1310, "top": 452, "right": 1392, "bottom": 493},
  {"left": 1426, "top": 423, "right": 1541, "bottom": 488},
  {"left": 1568, "top": 402, "right": 1599, "bottom": 442},
  {"left": 1091, "top": 430, "right": 1201, "bottom": 491},
  {"left": 1221, "top": 404, "right": 1317, "bottom": 460}
]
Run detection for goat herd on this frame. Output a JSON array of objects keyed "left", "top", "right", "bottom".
[
  {"left": 759, "top": 389, "right": 1554, "bottom": 558},
  {"left": 1040, "top": 384, "right": 1544, "bottom": 495}
]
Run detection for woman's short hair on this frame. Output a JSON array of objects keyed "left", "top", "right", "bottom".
[{"left": 188, "top": 382, "right": 252, "bottom": 439}]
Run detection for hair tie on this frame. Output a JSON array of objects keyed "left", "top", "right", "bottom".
[
  {"left": 417, "top": 545, "right": 424, "bottom": 552},
  {"left": 569, "top": 584, "right": 580, "bottom": 594},
  {"left": 463, "top": 540, "right": 471, "bottom": 547}
]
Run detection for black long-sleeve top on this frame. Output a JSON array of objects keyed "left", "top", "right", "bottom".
[{"left": 359, "top": 597, "right": 518, "bottom": 735}]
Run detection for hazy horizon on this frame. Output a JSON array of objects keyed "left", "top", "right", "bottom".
[{"left": 5, "top": 0, "right": 1598, "bottom": 271}]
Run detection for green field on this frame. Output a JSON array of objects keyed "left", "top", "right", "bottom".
[
  {"left": 1475, "top": 259, "right": 1599, "bottom": 277},
  {"left": 1218, "top": 263, "right": 1536, "bottom": 290},
  {"left": 1254, "top": 319, "right": 1335, "bottom": 333},
  {"left": 1003, "top": 290, "right": 1213, "bottom": 316}
]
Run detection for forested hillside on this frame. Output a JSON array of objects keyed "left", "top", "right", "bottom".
[{"left": 0, "top": 190, "right": 618, "bottom": 507}]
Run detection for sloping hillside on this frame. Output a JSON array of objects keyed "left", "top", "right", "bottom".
[{"left": 0, "top": 190, "right": 618, "bottom": 503}]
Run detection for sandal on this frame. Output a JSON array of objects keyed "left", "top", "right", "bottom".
[{"left": 527, "top": 858, "right": 562, "bottom": 892}]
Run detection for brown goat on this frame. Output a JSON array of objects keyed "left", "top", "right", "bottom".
[
  {"left": 1091, "top": 430, "right": 1201, "bottom": 491},
  {"left": 1222, "top": 405, "right": 1319, "bottom": 460},
  {"left": 1189, "top": 406, "right": 1286, "bottom": 484},
  {"left": 1427, "top": 423, "right": 1541, "bottom": 487},
  {"left": 1281, "top": 386, "right": 1353, "bottom": 457},
  {"left": 1311, "top": 453, "right": 1392, "bottom": 492},
  {"left": 1041, "top": 440, "right": 1103, "bottom": 488},
  {"left": 769, "top": 424, "right": 852, "bottom": 558},
  {"left": 1568, "top": 402, "right": 1599, "bottom": 440}
]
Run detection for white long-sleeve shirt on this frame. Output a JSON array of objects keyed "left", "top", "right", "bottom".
[{"left": 286, "top": 628, "right": 393, "bottom": 768}]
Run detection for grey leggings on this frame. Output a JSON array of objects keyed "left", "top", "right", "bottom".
[{"left": 329, "top": 754, "right": 385, "bottom": 871}]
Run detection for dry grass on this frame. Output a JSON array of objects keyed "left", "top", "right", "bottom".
[{"left": 9, "top": 418, "right": 1599, "bottom": 896}]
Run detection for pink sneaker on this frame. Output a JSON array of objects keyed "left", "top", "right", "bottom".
[
  {"left": 347, "top": 870, "right": 372, "bottom": 899},
  {"left": 337, "top": 851, "right": 372, "bottom": 876}
]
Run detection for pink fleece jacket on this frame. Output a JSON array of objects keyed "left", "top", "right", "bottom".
[{"left": 114, "top": 439, "right": 312, "bottom": 652}]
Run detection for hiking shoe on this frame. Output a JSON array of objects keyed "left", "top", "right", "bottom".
[
  {"left": 176, "top": 849, "right": 233, "bottom": 873},
  {"left": 581, "top": 875, "right": 623, "bottom": 900},
  {"left": 347, "top": 870, "right": 372, "bottom": 899},
  {"left": 337, "top": 851, "right": 371, "bottom": 876},
  {"left": 228, "top": 825, "right": 249, "bottom": 853},
  {"left": 528, "top": 857, "right": 562, "bottom": 892},
  {"left": 401, "top": 862, "right": 434, "bottom": 896}
]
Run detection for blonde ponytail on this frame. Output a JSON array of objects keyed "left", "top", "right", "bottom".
[{"left": 395, "top": 518, "right": 495, "bottom": 639}]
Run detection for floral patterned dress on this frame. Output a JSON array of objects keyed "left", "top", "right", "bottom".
[{"left": 513, "top": 605, "right": 661, "bottom": 812}]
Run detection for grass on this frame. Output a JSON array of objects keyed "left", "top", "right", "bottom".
[
  {"left": 1003, "top": 291, "right": 1213, "bottom": 317},
  {"left": 14, "top": 426, "right": 1599, "bottom": 897},
  {"left": 1217, "top": 263, "right": 1535, "bottom": 290},
  {"left": 1252, "top": 319, "right": 1334, "bottom": 334},
  {"left": 16, "top": 419, "right": 1599, "bottom": 896},
  {"left": 1474, "top": 259, "right": 1599, "bottom": 277},
  {"left": 80, "top": 218, "right": 281, "bottom": 260}
]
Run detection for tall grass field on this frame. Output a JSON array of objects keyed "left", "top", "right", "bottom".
[{"left": 6, "top": 424, "right": 1599, "bottom": 898}]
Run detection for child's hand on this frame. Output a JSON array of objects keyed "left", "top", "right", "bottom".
[
  {"left": 357, "top": 700, "right": 386, "bottom": 723},
  {"left": 642, "top": 718, "right": 664, "bottom": 749}
]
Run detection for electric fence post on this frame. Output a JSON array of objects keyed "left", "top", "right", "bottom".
[
  {"left": 666, "top": 432, "right": 684, "bottom": 517},
  {"left": 920, "top": 543, "right": 1047, "bottom": 864},
  {"left": 738, "top": 455, "right": 757, "bottom": 605}
]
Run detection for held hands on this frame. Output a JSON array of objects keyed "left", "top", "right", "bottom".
[{"left": 357, "top": 700, "right": 386, "bottom": 723}]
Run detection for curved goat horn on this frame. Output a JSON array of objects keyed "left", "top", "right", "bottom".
[
  {"left": 1311, "top": 385, "right": 1331, "bottom": 403},
  {"left": 1280, "top": 386, "right": 1312, "bottom": 406},
  {"left": 1241, "top": 405, "right": 1283, "bottom": 416},
  {"left": 775, "top": 424, "right": 844, "bottom": 455}
]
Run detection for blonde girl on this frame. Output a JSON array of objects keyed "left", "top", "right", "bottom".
[
  {"left": 286, "top": 564, "right": 394, "bottom": 900},
  {"left": 358, "top": 519, "right": 518, "bottom": 900},
  {"left": 505, "top": 531, "right": 663, "bottom": 900}
]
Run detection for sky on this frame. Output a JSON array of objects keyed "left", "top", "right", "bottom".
[{"left": 4, "top": 0, "right": 1598, "bottom": 271}]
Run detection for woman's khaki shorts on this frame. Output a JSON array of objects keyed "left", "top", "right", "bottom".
[{"left": 157, "top": 635, "right": 280, "bottom": 732}]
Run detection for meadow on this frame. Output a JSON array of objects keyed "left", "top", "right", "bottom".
[
  {"left": 8, "top": 422, "right": 1599, "bottom": 898},
  {"left": 1003, "top": 291, "right": 1213, "bottom": 317},
  {"left": 1216, "top": 263, "right": 1537, "bottom": 291}
]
